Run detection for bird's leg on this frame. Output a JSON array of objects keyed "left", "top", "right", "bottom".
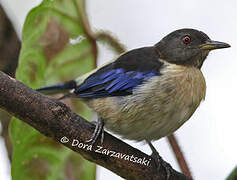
[
  {"left": 146, "top": 140, "right": 172, "bottom": 179},
  {"left": 86, "top": 117, "right": 104, "bottom": 145}
]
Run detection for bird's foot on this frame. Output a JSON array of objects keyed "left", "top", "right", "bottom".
[
  {"left": 86, "top": 117, "right": 104, "bottom": 145},
  {"left": 151, "top": 150, "right": 172, "bottom": 179},
  {"left": 147, "top": 141, "right": 172, "bottom": 180}
]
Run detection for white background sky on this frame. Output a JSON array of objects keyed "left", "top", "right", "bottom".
[{"left": 1, "top": 0, "right": 237, "bottom": 180}]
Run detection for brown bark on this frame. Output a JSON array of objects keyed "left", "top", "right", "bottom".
[
  {"left": 0, "top": 5, "right": 20, "bottom": 77},
  {"left": 168, "top": 135, "right": 193, "bottom": 179}
]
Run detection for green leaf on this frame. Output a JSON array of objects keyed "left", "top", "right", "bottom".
[
  {"left": 10, "top": 0, "right": 96, "bottom": 180},
  {"left": 226, "top": 167, "right": 237, "bottom": 180}
]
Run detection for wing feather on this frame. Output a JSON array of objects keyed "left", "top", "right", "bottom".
[{"left": 74, "top": 47, "right": 163, "bottom": 98}]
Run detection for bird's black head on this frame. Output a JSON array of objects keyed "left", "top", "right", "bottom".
[{"left": 155, "top": 28, "right": 230, "bottom": 68}]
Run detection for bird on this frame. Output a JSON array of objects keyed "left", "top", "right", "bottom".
[{"left": 37, "top": 28, "right": 230, "bottom": 176}]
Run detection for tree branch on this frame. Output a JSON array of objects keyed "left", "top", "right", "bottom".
[
  {"left": 0, "top": 71, "right": 191, "bottom": 180},
  {"left": 0, "top": 4, "right": 21, "bottom": 160},
  {"left": 168, "top": 135, "right": 193, "bottom": 179}
]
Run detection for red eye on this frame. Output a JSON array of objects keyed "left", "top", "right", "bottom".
[{"left": 182, "top": 35, "right": 191, "bottom": 44}]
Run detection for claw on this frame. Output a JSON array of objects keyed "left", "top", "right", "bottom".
[
  {"left": 146, "top": 140, "right": 172, "bottom": 180},
  {"left": 86, "top": 117, "right": 104, "bottom": 145},
  {"left": 100, "top": 127, "right": 104, "bottom": 145}
]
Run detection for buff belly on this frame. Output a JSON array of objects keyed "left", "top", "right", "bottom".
[{"left": 85, "top": 64, "right": 206, "bottom": 141}]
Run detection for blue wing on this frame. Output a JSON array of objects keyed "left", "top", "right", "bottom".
[
  {"left": 74, "top": 47, "right": 163, "bottom": 98},
  {"left": 74, "top": 68, "right": 158, "bottom": 98}
]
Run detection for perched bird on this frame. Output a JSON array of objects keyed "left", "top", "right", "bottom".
[{"left": 37, "top": 28, "right": 230, "bottom": 174}]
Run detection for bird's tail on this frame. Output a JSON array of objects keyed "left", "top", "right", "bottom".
[
  {"left": 36, "top": 69, "right": 97, "bottom": 99},
  {"left": 36, "top": 80, "right": 77, "bottom": 94}
]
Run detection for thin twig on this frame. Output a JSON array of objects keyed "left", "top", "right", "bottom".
[
  {"left": 95, "top": 31, "right": 126, "bottom": 54},
  {"left": 168, "top": 134, "right": 193, "bottom": 179}
]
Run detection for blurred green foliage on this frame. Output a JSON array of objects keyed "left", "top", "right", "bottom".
[
  {"left": 10, "top": 0, "right": 96, "bottom": 179},
  {"left": 226, "top": 167, "right": 237, "bottom": 180}
]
